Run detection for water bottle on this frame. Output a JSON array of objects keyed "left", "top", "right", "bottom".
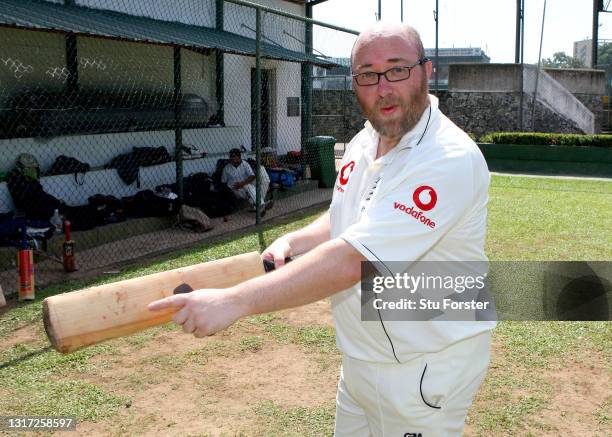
[{"left": 50, "top": 209, "right": 62, "bottom": 234}]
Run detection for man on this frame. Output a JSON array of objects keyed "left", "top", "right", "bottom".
[
  {"left": 221, "top": 148, "right": 271, "bottom": 212},
  {"left": 150, "top": 23, "right": 494, "bottom": 436}
]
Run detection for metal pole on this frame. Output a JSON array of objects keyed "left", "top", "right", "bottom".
[
  {"left": 225, "top": 0, "right": 359, "bottom": 35},
  {"left": 434, "top": 0, "right": 439, "bottom": 94},
  {"left": 521, "top": 0, "right": 525, "bottom": 64},
  {"left": 255, "top": 8, "right": 262, "bottom": 224},
  {"left": 174, "top": 46, "right": 184, "bottom": 203},
  {"left": 593, "top": 0, "right": 600, "bottom": 67},
  {"left": 215, "top": 0, "right": 225, "bottom": 124},
  {"left": 401, "top": 0, "right": 403, "bottom": 22},
  {"left": 518, "top": 0, "right": 524, "bottom": 130},
  {"left": 301, "top": 4, "right": 313, "bottom": 171},
  {"left": 515, "top": 0, "right": 521, "bottom": 63},
  {"left": 378, "top": 0, "right": 381, "bottom": 20},
  {"left": 531, "top": 0, "right": 547, "bottom": 131}
]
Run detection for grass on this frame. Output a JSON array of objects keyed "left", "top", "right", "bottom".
[
  {"left": 487, "top": 175, "right": 612, "bottom": 260},
  {"left": 0, "top": 174, "right": 611, "bottom": 435},
  {"left": 252, "top": 400, "right": 336, "bottom": 437}
]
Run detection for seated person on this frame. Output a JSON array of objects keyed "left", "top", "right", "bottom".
[{"left": 221, "top": 148, "right": 272, "bottom": 212}]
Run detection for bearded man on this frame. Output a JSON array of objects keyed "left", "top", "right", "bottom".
[{"left": 150, "top": 22, "right": 494, "bottom": 436}]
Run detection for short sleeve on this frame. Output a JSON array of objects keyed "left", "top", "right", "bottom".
[
  {"left": 243, "top": 162, "right": 255, "bottom": 178},
  {"left": 221, "top": 165, "right": 229, "bottom": 184},
  {"left": 339, "top": 154, "right": 476, "bottom": 266}
]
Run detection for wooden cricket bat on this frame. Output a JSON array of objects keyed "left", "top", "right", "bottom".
[{"left": 43, "top": 251, "right": 269, "bottom": 354}]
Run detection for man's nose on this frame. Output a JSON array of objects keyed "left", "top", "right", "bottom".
[{"left": 376, "top": 75, "right": 393, "bottom": 96}]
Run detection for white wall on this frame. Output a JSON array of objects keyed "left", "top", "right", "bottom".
[{"left": 0, "top": 126, "right": 245, "bottom": 211}]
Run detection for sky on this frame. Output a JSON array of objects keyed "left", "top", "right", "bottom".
[{"left": 311, "top": 0, "right": 612, "bottom": 64}]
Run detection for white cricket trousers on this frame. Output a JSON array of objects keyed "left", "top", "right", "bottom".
[
  {"left": 334, "top": 331, "right": 491, "bottom": 437},
  {"left": 232, "top": 169, "right": 270, "bottom": 207}
]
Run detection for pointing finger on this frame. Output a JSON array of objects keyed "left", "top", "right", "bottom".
[{"left": 148, "top": 294, "right": 188, "bottom": 311}]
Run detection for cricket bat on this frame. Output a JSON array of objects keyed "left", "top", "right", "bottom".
[{"left": 43, "top": 251, "right": 274, "bottom": 354}]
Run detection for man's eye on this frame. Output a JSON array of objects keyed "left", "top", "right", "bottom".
[
  {"left": 361, "top": 72, "right": 377, "bottom": 79},
  {"left": 390, "top": 67, "right": 406, "bottom": 74}
]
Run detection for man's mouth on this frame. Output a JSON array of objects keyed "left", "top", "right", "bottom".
[{"left": 380, "top": 105, "right": 397, "bottom": 115}]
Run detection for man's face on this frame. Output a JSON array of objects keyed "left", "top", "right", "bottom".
[
  {"left": 230, "top": 154, "right": 241, "bottom": 167},
  {"left": 352, "top": 33, "right": 431, "bottom": 140}
]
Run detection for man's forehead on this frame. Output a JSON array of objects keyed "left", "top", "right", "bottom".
[{"left": 352, "top": 43, "right": 418, "bottom": 69}]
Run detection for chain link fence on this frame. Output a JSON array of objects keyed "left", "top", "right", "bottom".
[{"left": 0, "top": 0, "right": 358, "bottom": 297}]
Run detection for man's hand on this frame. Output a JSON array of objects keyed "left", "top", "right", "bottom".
[
  {"left": 262, "top": 237, "right": 292, "bottom": 269},
  {"left": 148, "top": 289, "right": 245, "bottom": 337},
  {"left": 232, "top": 181, "right": 243, "bottom": 189}
]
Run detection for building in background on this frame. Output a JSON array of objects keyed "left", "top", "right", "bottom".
[
  {"left": 574, "top": 39, "right": 593, "bottom": 67},
  {"left": 426, "top": 47, "right": 490, "bottom": 90}
]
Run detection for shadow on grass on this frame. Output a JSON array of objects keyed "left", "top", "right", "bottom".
[{"left": 0, "top": 345, "right": 52, "bottom": 370}]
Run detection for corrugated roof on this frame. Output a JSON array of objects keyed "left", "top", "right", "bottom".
[{"left": 0, "top": 0, "right": 335, "bottom": 67}]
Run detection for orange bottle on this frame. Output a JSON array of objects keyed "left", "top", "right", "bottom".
[{"left": 17, "top": 228, "right": 34, "bottom": 301}]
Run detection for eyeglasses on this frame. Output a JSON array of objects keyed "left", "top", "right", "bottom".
[{"left": 352, "top": 58, "right": 430, "bottom": 86}]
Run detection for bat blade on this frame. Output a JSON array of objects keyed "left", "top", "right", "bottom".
[{"left": 43, "top": 251, "right": 266, "bottom": 353}]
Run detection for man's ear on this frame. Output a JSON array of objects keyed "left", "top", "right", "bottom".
[{"left": 425, "top": 59, "right": 433, "bottom": 80}]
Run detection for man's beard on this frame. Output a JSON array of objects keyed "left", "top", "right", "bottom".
[{"left": 357, "top": 76, "right": 429, "bottom": 140}]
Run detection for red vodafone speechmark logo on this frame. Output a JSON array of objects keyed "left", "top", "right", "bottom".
[
  {"left": 339, "top": 161, "right": 355, "bottom": 186},
  {"left": 412, "top": 186, "right": 437, "bottom": 211}
]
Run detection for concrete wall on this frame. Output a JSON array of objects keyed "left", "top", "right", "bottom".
[
  {"left": 312, "top": 89, "right": 365, "bottom": 143},
  {"left": 313, "top": 87, "right": 585, "bottom": 143},
  {"left": 448, "top": 64, "right": 523, "bottom": 92},
  {"left": 544, "top": 68, "right": 605, "bottom": 133},
  {"left": 438, "top": 90, "right": 582, "bottom": 138},
  {"left": 544, "top": 68, "right": 606, "bottom": 95}
]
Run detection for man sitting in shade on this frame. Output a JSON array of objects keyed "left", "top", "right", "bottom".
[{"left": 221, "top": 148, "right": 271, "bottom": 212}]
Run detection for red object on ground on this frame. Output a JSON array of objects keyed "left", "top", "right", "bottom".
[
  {"left": 62, "top": 220, "right": 77, "bottom": 273},
  {"left": 17, "top": 247, "right": 34, "bottom": 301}
]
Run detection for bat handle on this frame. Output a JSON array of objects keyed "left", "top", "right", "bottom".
[{"left": 263, "top": 257, "right": 292, "bottom": 272}]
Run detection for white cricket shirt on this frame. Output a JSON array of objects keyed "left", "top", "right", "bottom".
[
  {"left": 329, "top": 95, "right": 495, "bottom": 363},
  {"left": 221, "top": 160, "right": 254, "bottom": 187}
]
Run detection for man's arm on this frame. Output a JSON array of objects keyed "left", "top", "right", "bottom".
[
  {"left": 262, "top": 211, "right": 331, "bottom": 268},
  {"left": 148, "top": 237, "right": 365, "bottom": 337}
]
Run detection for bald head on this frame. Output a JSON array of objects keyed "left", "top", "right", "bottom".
[{"left": 351, "top": 22, "right": 425, "bottom": 70}]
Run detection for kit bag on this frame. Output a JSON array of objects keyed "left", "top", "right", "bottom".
[
  {"left": 6, "top": 169, "right": 62, "bottom": 220},
  {"left": 176, "top": 205, "right": 213, "bottom": 232},
  {"left": 106, "top": 152, "right": 140, "bottom": 186},
  {"left": 48, "top": 155, "right": 91, "bottom": 184},
  {"left": 126, "top": 190, "right": 178, "bottom": 217},
  {"left": 131, "top": 146, "right": 172, "bottom": 167}
]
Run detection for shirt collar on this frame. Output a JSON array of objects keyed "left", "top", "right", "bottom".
[{"left": 362, "top": 94, "right": 439, "bottom": 164}]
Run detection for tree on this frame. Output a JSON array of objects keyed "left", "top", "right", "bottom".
[
  {"left": 597, "top": 42, "right": 612, "bottom": 66},
  {"left": 542, "top": 51, "right": 584, "bottom": 69}
]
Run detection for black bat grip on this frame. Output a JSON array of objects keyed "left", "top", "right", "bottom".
[{"left": 263, "top": 257, "right": 292, "bottom": 272}]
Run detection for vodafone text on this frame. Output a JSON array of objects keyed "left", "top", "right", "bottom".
[{"left": 393, "top": 202, "right": 436, "bottom": 228}]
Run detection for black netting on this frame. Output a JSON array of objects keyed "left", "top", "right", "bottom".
[{"left": 0, "top": 0, "right": 357, "bottom": 296}]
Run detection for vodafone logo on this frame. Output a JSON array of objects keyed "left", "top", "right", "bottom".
[
  {"left": 412, "top": 186, "right": 437, "bottom": 211},
  {"left": 339, "top": 161, "right": 355, "bottom": 186}
]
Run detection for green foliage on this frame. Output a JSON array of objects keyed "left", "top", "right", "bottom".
[
  {"left": 479, "top": 132, "right": 612, "bottom": 147},
  {"left": 598, "top": 41, "right": 612, "bottom": 66},
  {"left": 542, "top": 51, "right": 584, "bottom": 68}
]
